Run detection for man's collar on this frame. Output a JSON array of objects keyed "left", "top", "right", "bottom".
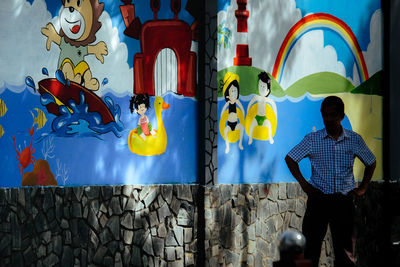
[{"left": 322, "top": 127, "right": 348, "bottom": 141}]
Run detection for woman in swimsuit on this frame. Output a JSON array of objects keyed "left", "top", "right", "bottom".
[
  {"left": 220, "top": 72, "right": 245, "bottom": 154},
  {"left": 129, "top": 93, "right": 156, "bottom": 140}
]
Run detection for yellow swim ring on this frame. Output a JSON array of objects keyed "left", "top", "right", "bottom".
[
  {"left": 219, "top": 107, "right": 245, "bottom": 143},
  {"left": 128, "top": 96, "right": 169, "bottom": 156},
  {"left": 245, "top": 103, "right": 277, "bottom": 140}
]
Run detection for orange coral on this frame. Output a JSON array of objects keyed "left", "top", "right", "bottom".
[{"left": 22, "top": 159, "right": 57, "bottom": 186}]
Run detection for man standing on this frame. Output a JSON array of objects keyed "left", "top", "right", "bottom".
[{"left": 285, "top": 96, "right": 376, "bottom": 267}]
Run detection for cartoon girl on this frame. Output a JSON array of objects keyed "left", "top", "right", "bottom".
[
  {"left": 129, "top": 94, "right": 156, "bottom": 140},
  {"left": 220, "top": 72, "right": 245, "bottom": 153}
]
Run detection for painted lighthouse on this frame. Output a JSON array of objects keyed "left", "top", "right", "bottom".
[{"left": 233, "top": 0, "right": 252, "bottom": 66}]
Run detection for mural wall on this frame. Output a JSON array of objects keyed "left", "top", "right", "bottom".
[
  {"left": 217, "top": 0, "right": 383, "bottom": 183},
  {"left": 0, "top": 0, "right": 199, "bottom": 186}
]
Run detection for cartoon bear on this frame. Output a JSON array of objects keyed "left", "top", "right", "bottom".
[{"left": 41, "top": 0, "right": 108, "bottom": 91}]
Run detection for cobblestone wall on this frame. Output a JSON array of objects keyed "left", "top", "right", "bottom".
[
  {"left": 204, "top": 183, "right": 321, "bottom": 266},
  {"left": 0, "top": 182, "right": 397, "bottom": 266},
  {"left": 0, "top": 185, "right": 199, "bottom": 267},
  {"left": 204, "top": 182, "right": 397, "bottom": 267}
]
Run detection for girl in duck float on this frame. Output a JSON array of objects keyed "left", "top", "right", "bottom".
[
  {"left": 129, "top": 94, "right": 156, "bottom": 140},
  {"left": 246, "top": 71, "right": 277, "bottom": 145},
  {"left": 219, "top": 72, "right": 245, "bottom": 154},
  {"left": 128, "top": 95, "right": 170, "bottom": 156}
]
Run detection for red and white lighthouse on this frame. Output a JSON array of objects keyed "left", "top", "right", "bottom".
[{"left": 233, "top": 0, "right": 252, "bottom": 66}]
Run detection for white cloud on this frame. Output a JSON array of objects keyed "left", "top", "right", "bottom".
[
  {"left": 86, "top": 11, "right": 133, "bottom": 97},
  {"left": 348, "top": 10, "right": 382, "bottom": 86},
  {"left": 0, "top": 0, "right": 57, "bottom": 90},
  {"left": 363, "top": 9, "right": 383, "bottom": 78},
  {"left": 0, "top": 0, "right": 133, "bottom": 97}
]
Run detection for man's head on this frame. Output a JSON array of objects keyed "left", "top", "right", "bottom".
[{"left": 320, "top": 96, "right": 345, "bottom": 132}]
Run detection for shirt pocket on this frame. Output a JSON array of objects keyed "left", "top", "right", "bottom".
[{"left": 343, "top": 150, "right": 354, "bottom": 169}]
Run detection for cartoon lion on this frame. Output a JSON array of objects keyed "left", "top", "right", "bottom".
[{"left": 41, "top": 0, "right": 108, "bottom": 91}]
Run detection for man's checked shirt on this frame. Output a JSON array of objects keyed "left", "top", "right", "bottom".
[{"left": 287, "top": 128, "right": 376, "bottom": 194}]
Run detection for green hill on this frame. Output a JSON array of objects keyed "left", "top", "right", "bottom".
[
  {"left": 351, "top": 70, "right": 383, "bottom": 96},
  {"left": 217, "top": 68, "right": 382, "bottom": 99},
  {"left": 285, "top": 72, "right": 355, "bottom": 98},
  {"left": 217, "top": 66, "right": 285, "bottom": 97}
]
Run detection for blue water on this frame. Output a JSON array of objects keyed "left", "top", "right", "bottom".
[
  {"left": 39, "top": 91, "right": 124, "bottom": 139},
  {"left": 1, "top": 85, "right": 354, "bottom": 186},
  {"left": 218, "top": 94, "right": 353, "bottom": 184},
  {"left": 0, "top": 86, "right": 197, "bottom": 187}
]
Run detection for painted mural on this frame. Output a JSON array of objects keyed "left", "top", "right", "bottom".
[
  {"left": 217, "top": 0, "right": 383, "bottom": 183},
  {"left": 0, "top": 0, "right": 199, "bottom": 186}
]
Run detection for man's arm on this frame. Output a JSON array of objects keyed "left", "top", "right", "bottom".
[
  {"left": 285, "top": 155, "right": 322, "bottom": 196},
  {"left": 351, "top": 161, "right": 376, "bottom": 197}
]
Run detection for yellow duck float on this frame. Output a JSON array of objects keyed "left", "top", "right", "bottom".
[{"left": 128, "top": 96, "right": 170, "bottom": 156}]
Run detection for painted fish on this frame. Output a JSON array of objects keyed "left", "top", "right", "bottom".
[
  {"left": 0, "top": 125, "right": 4, "bottom": 138},
  {"left": 30, "top": 108, "right": 47, "bottom": 130},
  {"left": 0, "top": 98, "right": 7, "bottom": 117}
]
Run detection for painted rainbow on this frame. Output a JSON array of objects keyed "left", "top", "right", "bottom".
[{"left": 272, "top": 13, "right": 369, "bottom": 84}]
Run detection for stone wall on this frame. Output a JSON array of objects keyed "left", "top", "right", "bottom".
[
  {"left": 0, "top": 182, "right": 398, "bottom": 266},
  {"left": 0, "top": 185, "right": 199, "bottom": 267},
  {"left": 204, "top": 182, "right": 398, "bottom": 267},
  {"left": 204, "top": 183, "right": 319, "bottom": 267}
]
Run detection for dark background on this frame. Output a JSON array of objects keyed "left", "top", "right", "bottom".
[{"left": 388, "top": 0, "right": 400, "bottom": 180}]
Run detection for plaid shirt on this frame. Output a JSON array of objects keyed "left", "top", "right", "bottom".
[{"left": 287, "top": 128, "right": 376, "bottom": 194}]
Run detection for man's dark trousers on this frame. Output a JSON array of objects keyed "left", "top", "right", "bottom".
[{"left": 302, "top": 192, "right": 355, "bottom": 267}]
